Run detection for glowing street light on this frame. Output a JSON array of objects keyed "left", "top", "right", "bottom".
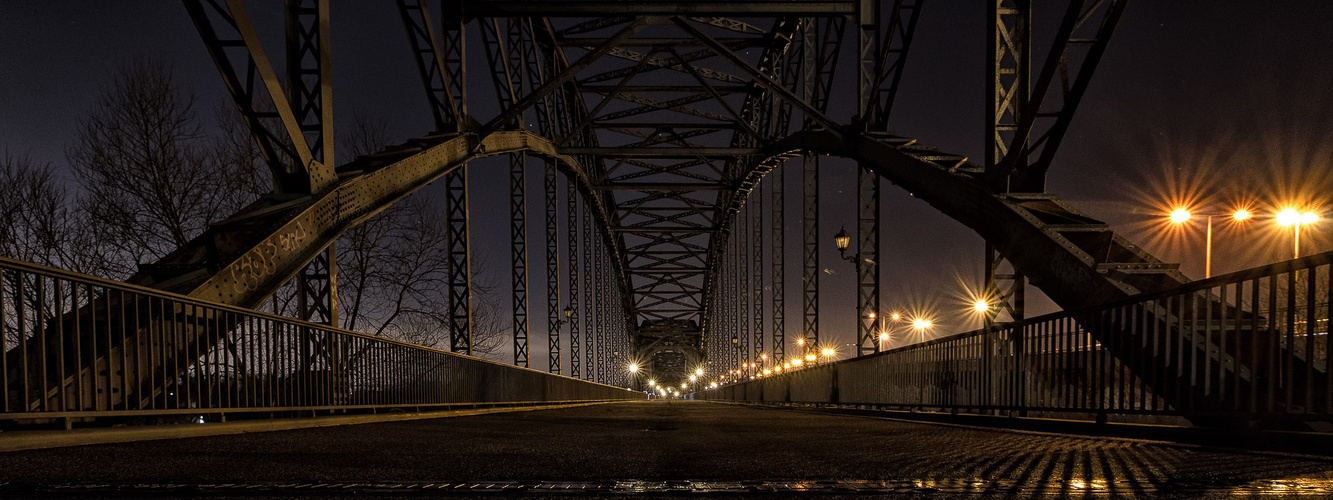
[
  {"left": 1168, "top": 206, "right": 1258, "bottom": 278},
  {"left": 695, "top": 368, "right": 705, "bottom": 377},
  {"left": 973, "top": 300, "right": 989, "bottom": 313},
  {"left": 628, "top": 364, "right": 639, "bottom": 373},
  {"left": 1278, "top": 208, "right": 1320, "bottom": 259},
  {"left": 689, "top": 374, "right": 697, "bottom": 382},
  {"left": 912, "top": 318, "right": 932, "bottom": 330}
]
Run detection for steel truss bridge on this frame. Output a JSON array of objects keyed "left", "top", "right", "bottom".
[{"left": 2, "top": 0, "right": 1332, "bottom": 431}]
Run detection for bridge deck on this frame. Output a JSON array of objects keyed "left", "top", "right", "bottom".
[{"left": 1, "top": 401, "right": 1332, "bottom": 496}]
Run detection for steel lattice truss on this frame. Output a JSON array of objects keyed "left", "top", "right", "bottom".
[{"left": 87, "top": 0, "right": 1199, "bottom": 393}]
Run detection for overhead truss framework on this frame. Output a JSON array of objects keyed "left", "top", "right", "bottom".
[{"left": 126, "top": 0, "right": 1195, "bottom": 392}]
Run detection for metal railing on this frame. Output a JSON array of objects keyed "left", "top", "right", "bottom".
[
  {"left": 1, "top": 256, "right": 641, "bottom": 426},
  {"left": 704, "top": 251, "right": 1333, "bottom": 425}
]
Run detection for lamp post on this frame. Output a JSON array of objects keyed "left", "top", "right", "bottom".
[
  {"left": 1172, "top": 207, "right": 1321, "bottom": 276},
  {"left": 1170, "top": 208, "right": 1253, "bottom": 278},
  {"left": 834, "top": 226, "right": 879, "bottom": 355}
]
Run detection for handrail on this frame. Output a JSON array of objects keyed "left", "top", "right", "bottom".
[
  {"left": 1, "top": 255, "right": 643, "bottom": 425},
  {"left": 707, "top": 250, "right": 1333, "bottom": 425}
]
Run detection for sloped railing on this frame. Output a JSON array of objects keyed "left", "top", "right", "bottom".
[
  {"left": 1, "top": 256, "right": 641, "bottom": 426},
  {"left": 704, "top": 251, "right": 1333, "bottom": 426}
]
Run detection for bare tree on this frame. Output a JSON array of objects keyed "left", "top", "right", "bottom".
[
  {"left": 0, "top": 150, "right": 110, "bottom": 276},
  {"left": 66, "top": 58, "right": 264, "bottom": 278},
  {"left": 331, "top": 113, "right": 504, "bottom": 357}
]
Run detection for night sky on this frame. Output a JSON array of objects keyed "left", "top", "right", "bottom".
[{"left": 4, "top": 2, "right": 1333, "bottom": 365}]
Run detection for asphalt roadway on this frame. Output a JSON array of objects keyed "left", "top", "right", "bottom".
[{"left": 2, "top": 400, "right": 1333, "bottom": 497}]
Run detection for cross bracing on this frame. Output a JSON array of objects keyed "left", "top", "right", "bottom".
[{"left": 10, "top": 0, "right": 1248, "bottom": 407}]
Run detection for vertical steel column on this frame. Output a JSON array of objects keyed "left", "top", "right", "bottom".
[
  {"left": 857, "top": 0, "right": 878, "bottom": 124},
  {"left": 567, "top": 182, "right": 581, "bottom": 378},
  {"left": 752, "top": 184, "right": 764, "bottom": 363},
  {"left": 545, "top": 162, "right": 561, "bottom": 373},
  {"left": 582, "top": 199, "right": 594, "bottom": 381},
  {"left": 739, "top": 202, "right": 750, "bottom": 367},
  {"left": 440, "top": 2, "right": 467, "bottom": 128},
  {"left": 856, "top": 163, "right": 881, "bottom": 355},
  {"left": 730, "top": 237, "right": 740, "bottom": 372},
  {"left": 771, "top": 167, "right": 785, "bottom": 363},
  {"left": 284, "top": 0, "right": 333, "bottom": 173},
  {"left": 509, "top": 152, "right": 530, "bottom": 367},
  {"left": 296, "top": 248, "right": 336, "bottom": 325},
  {"left": 286, "top": 0, "right": 336, "bottom": 327},
  {"left": 593, "top": 234, "right": 605, "bottom": 383},
  {"left": 801, "top": 153, "right": 819, "bottom": 356},
  {"left": 985, "top": 0, "right": 1029, "bottom": 323},
  {"left": 446, "top": 167, "right": 473, "bottom": 354}
]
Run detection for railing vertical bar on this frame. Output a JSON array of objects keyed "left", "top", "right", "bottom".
[
  {"left": 1110, "top": 306, "right": 1121, "bottom": 411},
  {"left": 1248, "top": 277, "right": 1259, "bottom": 413},
  {"left": 251, "top": 313, "right": 260, "bottom": 409},
  {"left": 1039, "top": 321, "right": 1050, "bottom": 408},
  {"left": 1188, "top": 293, "right": 1202, "bottom": 412},
  {"left": 1077, "top": 315, "right": 1086, "bottom": 410},
  {"left": 17, "top": 272, "right": 29, "bottom": 412},
  {"left": 0, "top": 268, "right": 8, "bottom": 414},
  {"left": 1123, "top": 305, "right": 1133, "bottom": 411},
  {"left": 195, "top": 303, "right": 206, "bottom": 412},
  {"left": 165, "top": 300, "right": 175, "bottom": 410},
  {"left": 1131, "top": 304, "right": 1142, "bottom": 411},
  {"left": 1326, "top": 263, "right": 1333, "bottom": 414},
  {"left": 1093, "top": 312, "right": 1103, "bottom": 415},
  {"left": 1230, "top": 280, "right": 1244, "bottom": 411},
  {"left": 1063, "top": 318, "right": 1072, "bottom": 409},
  {"left": 117, "top": 289, "right": 130, "bottom": 411},
  {"left": 37, "top": 274, "right": 48, "bottom": 412},
  {"left": 1168, "top": 295, "right": 1180, "bottom": 412},
  {"left": 1286, "top": 269, "right": 1297, "bottom": 412},
  {"left": 1148, "top": 301, "right": 1159, "bottom": 411},
  {"left": 231, "top": 310, "right": 241, "bottom": 409},
  {"left": 275, "top": 318, "right": 284, "bottom": 408},
  {"left": 1305, "top": 265, "right": 1317, "bottom": 414},
  {"left": 1036, "top": 320, "right": 1046, "bottom": 409},
  {"left": 1204, "top": 286, "right": 1214, "bottom": 404},
  {"left": 1267, "top": 274, "right": 1278, "bottom": 413},
  {"left": 206, "top": 303, "right": 215, "bottom": 411},
  {"left": 149, "top": 296, "right": 160, "bottom": 411},
  {"left": 1220, "top": 284, "right": 1231, "bottom": 408},
  {"left": 50, "top": 279, "right": 66, "bottom": 412},
  {"left": 72, "top": 282, "right": 85, "bottom": 412},
  {"left": 1132, "top": 303, "right": 1143, "bottom": 410},
  {"left": 134, "top": 291, "right": 145, "bottom": 410}
]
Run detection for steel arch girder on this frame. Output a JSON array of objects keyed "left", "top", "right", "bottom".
[
  {"left": 715, "top": 128, "right": 1187, "bottom": 314},
  {"left": 136, "top": 131, "right": 623, "bottom": 316}
]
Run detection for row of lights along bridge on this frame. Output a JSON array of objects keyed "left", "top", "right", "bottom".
[{"left": 612, "top": 206, "right": 1319, "bottom": 392}]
